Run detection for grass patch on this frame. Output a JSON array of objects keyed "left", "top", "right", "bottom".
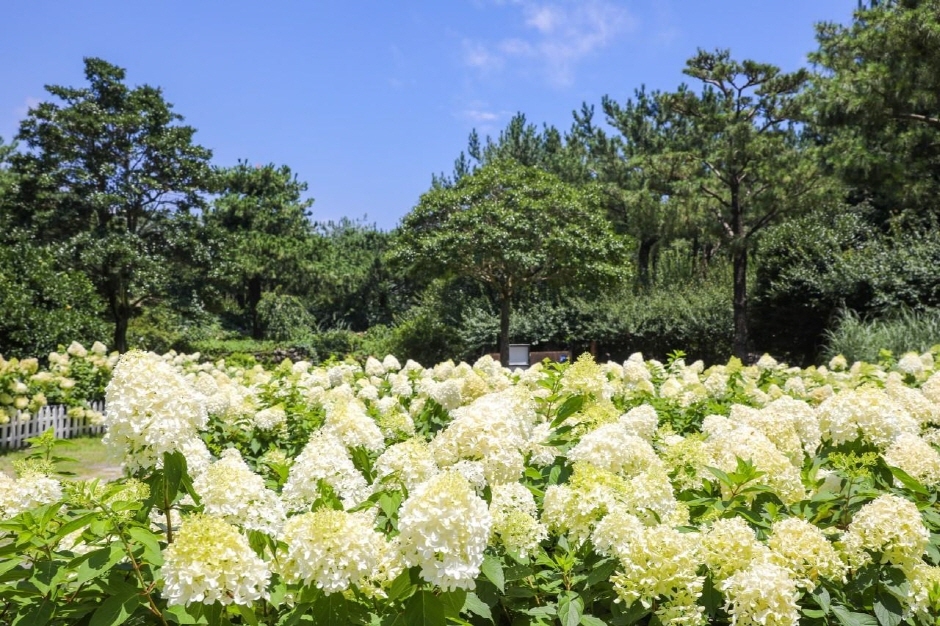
[
  {"left": 0, "top": 435, "right": 122, "bottom": 481},
  {"left": 824, "top": 308, "right": 940, "bottom": 363}
]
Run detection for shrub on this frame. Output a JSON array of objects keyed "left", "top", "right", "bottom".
[{"left": 824, "top": 308, "right": 940, "bottom": 363}]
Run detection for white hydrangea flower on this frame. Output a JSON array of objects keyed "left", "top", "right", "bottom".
[
  {"left": 828, "top": 354, "right": 848, "bottom": 372},
  {"left": 364, "top": 357, "right": 386, "bottom": 377},
  {"left": 608, "top": 522, "right": 705, "bottom": 626},
  {"left": 388, "top": 372, "right": 413, "bottom": 398},
  {"left": 817, "top": 387, "right": 918, "bottom": 448},
  {"left": 277, "top": 509, "right": 392, "bottom": 594},
  {"left": 103, "top": 351, "right": 208, "bottom": 471},
  {"left": 542, "top": 463, "right": 679, "bottom": 543},
  {"left": 885, "top": 377, "right": 940, "bottom": 427},
  {"left": 767, "top": 517, "right": 847, "bottom": 589},
  {"left": 397, "top": 471, "right": 491, "bottom": 591},
  {"left": 659, "top": 377, "right": 682, "bottom": 398},
  {"left": 489, "top": 482, "right": 547, "bottom": 558},
  {"left": 921, "top": 370, "right": 940, "bottom": 404},
  {"left": 561, "top": 354, "right": 614, "bottom": 401},
  {"left": 254, "top": 405, "right": 287, "bottom": 431},
  {"left": 382, "top": 355, "right": 402, "bottom": 372},
  {"left": 702, "top": 416, "right": 805, "bottom": 504},
  {"left": 897, "top": 352, "right": 926, "bottom": 378},
  {"left": 841, "top": 494, "right": 929, "bottom": 570},
  {"left": 373, "top": 439, "right": 439, "bottom": 493},
  {"left": 523, "top": 421, "right": 558, "bottom": 467},
  {"left": 568, "top": 424, "right": 663, "bottom": 477},
  {"left": 756, "top": 354, "right": 778, "bottom": 369},
  {"left": 619, "top": 404, "right": 659, "bottom": 441},
  {"left": 0, "top": 469, "right": 62, "bottom": 520},
  {"left": 322, "top": 387, "right": 385, "bottom": 452},
  {"left": 701, "top": 517, "right": 771, "bottom": 581},
  {"left": 193, "top": 449, "right": 285, "bottom": 536},
  {"left": 906, "top": 561, "right": 940, "bottom": 621},
  {"left": 427, "top": 378, "right": 463, "bottom": 411},
  {"left": 721, "top": 562, "right": 800, "bottom": 626},
  {"left": 883, "top": 433, "right": 940, "bottom": 486},
  {"left": 430, "top": 388, "right": 535, "bottom": 485},
  {"left": 161, "top": 514, "right": 270, "bottom": 607},
  {"left": 282, "top": 430, "right": 370, "bottom": 510}
]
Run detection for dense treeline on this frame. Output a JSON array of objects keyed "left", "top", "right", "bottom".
[{"left": 2, "top": 1, "right": 939, "bottom": 366}]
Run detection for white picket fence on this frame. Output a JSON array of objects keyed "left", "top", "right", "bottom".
[{"left": 0, "top": 402, "right": 107, "bottom": 451}]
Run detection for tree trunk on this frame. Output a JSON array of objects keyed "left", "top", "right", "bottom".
[
  {"left": 732, "top": 246, "right": 749, "bottom": 361},
  {"left": 637, "top": 236, "right": 658, "bottom": 289},
  {"left": 248, "top": 276, "right": 263, "bottom": 340},
  {"left": 730, "top": 179, "right": 749, "bottom": 361},
  {"left": 110, "top": 297, "right": 130, "bottom": 354},
  {"left": 499, "top": 295, "right": 511, "bottom": 367}
]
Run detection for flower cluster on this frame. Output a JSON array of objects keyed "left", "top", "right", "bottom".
[
  {"left": 161, "top": 514, "right": 270, "bottom": 606},
  {"left": 277, "top": 509, "right": 394, "bottom": 593},
  {"left": 397, "top": 470, "right": 492, "bottom": 590},
  {"left": 103, "top": 351, "right": 208, "bottom": 471}
]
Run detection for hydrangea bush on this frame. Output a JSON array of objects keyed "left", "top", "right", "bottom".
[
  {"left": 0, "top": 341, "right": 118, "bottom": 424},
  {"left": 0, "top": 347, "right": 939, "bottom": 625}
]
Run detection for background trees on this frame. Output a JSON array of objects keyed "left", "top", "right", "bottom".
[
  {"left": 6, "top": 57, "right": 212, "bottom": 352},
  {"left": 394, "top": 159, "right": 627, "bottom": 365},
  {"left": 204, "top": 161, "right": 315, "bottom": 339},
  {"left": 3, "top": 2, "right": 939, "bottom": 366}
]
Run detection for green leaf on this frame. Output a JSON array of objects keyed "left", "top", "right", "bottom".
[
  {"left": 203, "top": 602, "right": 223, "bottom": 626},
  {"left": 700, "top": 573, "right": 722, "bottom": 617},
  {"left": 386, "top": 567, "right": 419, "bottom": 602},
  {"left": 557, "top": 591, "right": 584, "bottom": 626},
  {"left": 812, "top": 586, "right": 831, "bottom": 614},
  {"left": 404, "top": 590, "right": 446, "bottom": 626},
  {"left": 552, "top": 395, "right": 585, "bottom": 427},
  {"left": 163, "top": 451, "right": 187, "bottom": 505},
  {"left": 312, "top": 593, "right": 348, "bottom": 626},
  {"left": 164, "top": 604, "right": 203, "bottom": 624},
  {"left": 705, "top": 466, "right": 732, "bottom": 487},
  {"left": 90, "top": 586, "right": 141, "bottom": 626},
  {"left": 54, "top": 511, "right": 98, "bottom": 541},
  {"left": 440, "top": 588, "right": 467, "bottom": 618},
  {"left": 832, "top": 605, "right": 879, "bottom": 626},
  {"left": 128, "top": 526, "right": 164, "bottom": 566},
  {"left": 462, "top": 592, "right": 493, "bottom": 622},
  {"left": 584, "top": 558, "right": 617, "bottom": 586},
  {"left": 873, "top": 593, "right": 903, "bottom": 626},
  {"left": 12, "top": 596, "right": 55, "bottom": 626},
  {"left": 71, "top": 543, "right": 125, "bottom": 586},
  {"left": 580, "top": 615, "right": 608, "bottom": 626},
  {"left": 887, "top": 466, "right": 929, "bottom": 495},
  {"left": 481, "top": 554, "right": 505, "bottom": 593}
]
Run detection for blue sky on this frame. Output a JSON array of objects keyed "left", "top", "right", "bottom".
[{"left": 2, "top": 1, "right": 857, "bottom": 230}]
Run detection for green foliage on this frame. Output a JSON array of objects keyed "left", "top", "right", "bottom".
[
  {"left": 8, "top": 58, "right": 213, "bottom": 353},
  {"left": 309, "top": 219, "right": 400, "bottom": 331},
  {"left": 810, "top": 0, "right": 940, "bottom": 222},
  {"left": 127, "top": 301, "right": 222, "bottom": 355},
  {"left": 824, "top": 309, "right": 940, "bottom": 363},
  {"left": 755, "top": 210, "right": 940, "bottom": 363},
  {"left": 613, "top": 266, "right": 735, "bottom": 364},
  {"left": 0, "top": 243, "right": 108, "bottom": 358},
  {"left": 256, "top": 292, "right": 315, "bottom": 342},
  {"left": 396, "top": 158, "right": 628, "bottom": 365},
  {"left": 204, "top": 161, "right": 315, "bottom": 339}
]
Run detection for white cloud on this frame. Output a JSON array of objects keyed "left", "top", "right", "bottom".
[
  {"left": 460, "top": 109, "right": 501, "bottom": 123},
  {"left": 463, "top": 39, "right": 505, "bottom": 71},
  {"left": 455, "top": 105, "right": 512, "bottom": 135},
  {"left": 463, "top": 0, "right": 635, "bottom": 87}
]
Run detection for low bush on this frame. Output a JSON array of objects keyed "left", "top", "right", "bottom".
[{"left": 824, "top": 308, "right": 940, "bottom": 363}]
